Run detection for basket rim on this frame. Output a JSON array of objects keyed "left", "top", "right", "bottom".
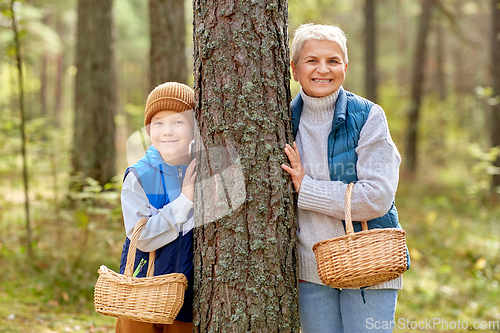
[
  {"left": 312, "top": 227, "right": 406, "bottom": 251},
  {"left": 97, "top": 265, "right": 188, "bottom": 285}
]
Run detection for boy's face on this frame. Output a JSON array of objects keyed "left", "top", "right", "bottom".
[{"left": 150, "top": 110, "right": 194, "bottom": 164}]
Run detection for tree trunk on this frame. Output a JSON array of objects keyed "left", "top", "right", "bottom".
[
  {"left": 39, "top": 8, "right": 53, "bottom": 117},
  {"left": 149, "top": 0, "right": 187, "bottom": 89},
  {"left": 40, "top": 52, "right": 48, "bottom": 116},
  {"left": 364, "top": 0, "right": 377, "bottom": 102},
  {"left": 404, "top": 0, "right": 435, "bottom": 175},
  {"left": 54, "top": 14, "right": 66, "bottom": 127},
  {"left": 73, "top": 0, "right": 116, "bottom": 186},
  {"left": 192, "top": 1, "right": 299, "bottom": 332},
  {"left": 11, "top": 0, "right": 32, "bottom": 259},
  {"left": 491, "top": 0, "right": 500, "bottom": 197},
  {"left": 395, "top": 0, "right": 409, "bottom": 95},
  {"left": 435, "top": 19, "right": 446, "bottom": 101}
]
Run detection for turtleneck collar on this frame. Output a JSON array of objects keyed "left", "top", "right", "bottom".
[{"left": 299, "top": 87, "right": 341, "bottom": 125}]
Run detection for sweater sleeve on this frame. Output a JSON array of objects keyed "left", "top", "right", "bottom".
[
  {"left": 121, "top": 172, "right": 194, "bottom": 252},
  {"left": 297, "top": 104, "right": 401, "bottom": 221}
]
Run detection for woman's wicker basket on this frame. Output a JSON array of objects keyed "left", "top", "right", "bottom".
[
  {"left": 312, "top": 183, "right": 407, "bottom": 289},
  {"left": 94, "top": 218, "right": 188, "bottom": 324}
]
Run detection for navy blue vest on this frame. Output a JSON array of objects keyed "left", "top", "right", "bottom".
[{"left": 291, "top": 88, "right": 410, "bottom": 270}]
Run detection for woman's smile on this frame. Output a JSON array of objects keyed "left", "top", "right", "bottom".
[{"left": 292, "top": 39, "right": 347, "bottom": 98}]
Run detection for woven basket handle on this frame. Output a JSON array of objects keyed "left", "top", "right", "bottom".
[
  {"left": 344, "top": 183, "right": 368, "bottom": 236},
  {"left": 124, "top": 217, "right": 156, "bottom": 278}
]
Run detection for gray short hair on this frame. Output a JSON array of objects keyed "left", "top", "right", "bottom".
[{"left": 291, "top": 23, "right": 348, "bottom": 65}]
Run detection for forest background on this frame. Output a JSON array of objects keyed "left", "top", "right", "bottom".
[{"left": 0, "top": 0, "right": 499, "bottom": 332}]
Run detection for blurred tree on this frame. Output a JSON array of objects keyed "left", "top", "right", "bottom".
[
  {"left": 113, "top": 0, "right": 149, "bottom": 138},
  {"left": 11, "top": 0, "right": 33, "bottom": 258},
  {"left": 404, "top": 0, "right": 436, "bottom": 175},
  {"left": 72, "top": 0, "right": 116, "bottom": 186},
  {"left": 149, "top": 0, "right": 187, "bottom": 89},
  {"left": 364, "top": 0, "right": 377, "bottom": 102},
  {"left": 39, "top": 5, "right": 52, "bottom": 117},
  {"left": 192, "top": 0, "right": 299, "bottom": 332},
  {"left": 53, "top": 13, "right": 65, "bottom": 127},
  {"left": 491, "top": 0, "right": 500, "bottom": 197},
  {"left": 52, "top": 2, "right": 74, "bottom": 127},
  {"left": 434, "top": 18, "right": 446, "bottom": 100}
]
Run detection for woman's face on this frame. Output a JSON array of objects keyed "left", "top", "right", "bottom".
[{"left": 292, "top": 39, "right": 347, "bottom": 98}]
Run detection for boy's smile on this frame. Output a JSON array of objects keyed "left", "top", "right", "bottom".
[
  {"left": 150, "top": 110, "right": 194, "bottom": 165},
  {"left": 159, "top": 139, "right": 179, "bottom": 144}
]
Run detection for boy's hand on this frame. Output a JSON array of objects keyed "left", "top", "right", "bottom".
[
  {"left": 281, "top": 142, "right": 306, "bottom": 193},
  {"left": 182, "top": 158, "right": 197, "bottom": 202}
]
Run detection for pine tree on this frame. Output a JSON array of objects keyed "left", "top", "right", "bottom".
[
  {"left": 192, "top": 1, "right": 299, "bottom": 331},
  {"left": 73, "top": 0, "right": 116, "bottom": 186}
]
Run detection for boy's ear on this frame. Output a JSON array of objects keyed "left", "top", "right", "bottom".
[{"left": 189, "top": 140, "right": 195, "bottom": 156}]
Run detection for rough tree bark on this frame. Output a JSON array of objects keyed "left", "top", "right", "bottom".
[
  {"left": 364, "top": 0, "right": 377, "bottom": 103},
  {"left": 404, "top": 0, "right": 435, "bottom": 175},
  {"left": 192, "top": 1, "right": 299, "bottom": 332},
  {"left": 491, "top": 0, "right": 500, "bottom": 197},
  {"left": 73, "top": 0, "right": 116, "bottom": 186},
  {"left": 149, "top": 0, "right": 187, "bottom": 89}
]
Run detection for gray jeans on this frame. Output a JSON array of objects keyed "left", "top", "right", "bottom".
[{"left": 299, "top": 281, "right": 398, "bottom": 333}]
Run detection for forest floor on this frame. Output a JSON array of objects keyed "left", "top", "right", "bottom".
[
  {"left": 0, "top": 178, "right": 499, "bottom": 333},
  {"left": 0, "top": 302, "right": 115, "bottom": 333}
]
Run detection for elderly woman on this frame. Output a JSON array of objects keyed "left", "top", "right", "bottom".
[{"left": 281, "top": 24, "right": 408, "bottom": 333}]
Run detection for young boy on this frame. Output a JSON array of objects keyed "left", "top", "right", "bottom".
[{"left": 116, "top": 82, "right": 197, "bottom": 333}]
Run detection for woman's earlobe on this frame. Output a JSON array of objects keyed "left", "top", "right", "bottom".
[{"left": 291, "top": 61, "right": 298, "bottom": 81}]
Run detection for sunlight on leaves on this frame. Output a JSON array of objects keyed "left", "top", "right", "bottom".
[{"left": 474, "top": 257, "right": 487, "bottom": 271}]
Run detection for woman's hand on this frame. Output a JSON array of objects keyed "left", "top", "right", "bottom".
[
  {"left": 182, "top": 158, "right": 197, "bottom": 202},
  {"left": 281, "top": 142, "right": 306, "bottom": 193}
]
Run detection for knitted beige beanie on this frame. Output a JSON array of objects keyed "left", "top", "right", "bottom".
[{"left": 144, "top": 82, "right": 195, "bottom": 133}]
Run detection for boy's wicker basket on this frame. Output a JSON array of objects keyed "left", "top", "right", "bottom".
[
  {"left": 94, "top": 218, "right": 188, "bottom": 324},
  {"left": 312, "top": 183, "right": 407, "bottom": 289}
]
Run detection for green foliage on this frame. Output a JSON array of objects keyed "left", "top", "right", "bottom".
[
  {"left": 1, "top": 0, "right": 499, "bottom": 331},
  {"left": 114, "top": 0, "right": 148, "bottom": 63},
  {"left": 467, "top": 144, "right": 500, "bottom": 195},
  {"left": 396, "top": 180, "right": 500, "bottom": 331},
  {"left": 1, "top": 1, "right": 63, "bottom": 65},
  {"left": 0, "top": 167, "right": 122, "bottom": 332},
  {"left": 0, "top": 60, "right": 121, "bottom": 330}
]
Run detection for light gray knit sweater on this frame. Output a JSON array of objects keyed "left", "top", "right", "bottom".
[{"left": 295, "top": 87, "right": 402, "bottom": 290}]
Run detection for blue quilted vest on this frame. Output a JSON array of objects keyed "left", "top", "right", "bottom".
[
  {"left": 119, "top": 145, "right": 194, "bottom": 322},
  {"left": 291, "top": 88, "right": 410, "bottom": 270}
]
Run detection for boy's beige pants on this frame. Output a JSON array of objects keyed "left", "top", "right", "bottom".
[{"left": 115, "top": 317, "right": 194, "bottom": 333}]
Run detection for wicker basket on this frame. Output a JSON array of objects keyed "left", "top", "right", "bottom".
[
  {"left": 94, "top": 218, "right": 188, "bottom": 324},
  {"left": 312, "top": 183, "right": 407, "bottom": 289}
]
